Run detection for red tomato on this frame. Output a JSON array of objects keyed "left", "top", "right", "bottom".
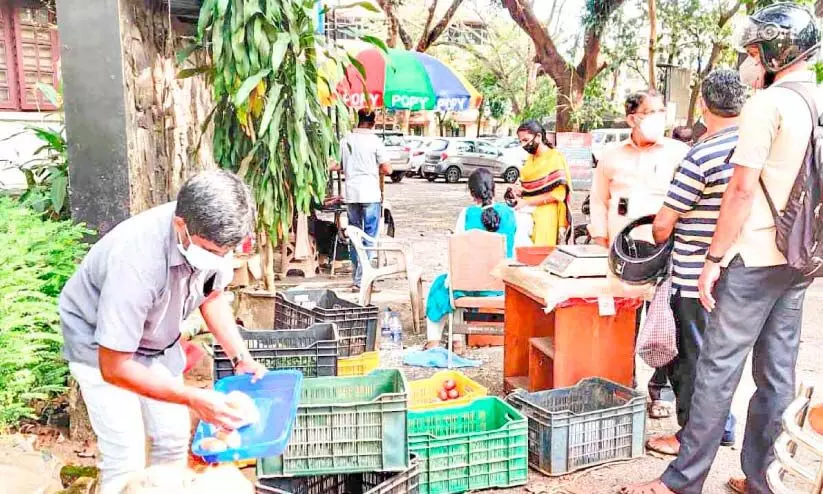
[
  {"left": 438, "top": 389, "right": 449, "bottom": 401},
  {"left": 447, "top": 389, "right": 459, "bottom": 399},
  {"left": 443, "top": 379, "right": 456, "bottom": 391}
]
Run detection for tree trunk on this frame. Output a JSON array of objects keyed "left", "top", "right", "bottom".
[
  {"left": 555, "top": 75, "right": 585, "bottom": 132},
  {"left": 416, "top": 0, "right": 465, "bottom": 52},
  {"left": 648, "top": 0, "right": 657, "bottom": 91},
  {"left": 385, "top": 4, "right": 398, "bottom": 48}
]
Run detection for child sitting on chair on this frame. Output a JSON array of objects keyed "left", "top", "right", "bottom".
[{"left": 423, "top": 168, "right": 518, "bottom": 352}]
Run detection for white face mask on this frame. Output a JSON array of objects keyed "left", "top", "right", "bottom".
[
  {"left": 177, "top": 226, "right": 234, "bottom": 273},
  {"left": 739, "top": 56, "right": 765, "bottom": 89},
  {"left": 638, "top": 113, "right": 666, "bottom": 143}
]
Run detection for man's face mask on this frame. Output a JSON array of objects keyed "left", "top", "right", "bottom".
[
  {"left": 177, "top": 225, "right": 233, "bottom": 273},
  {"left": 522, "top": 135, "right": 540, "bottom": 155},
  {"left": 739, "top": 56, "right": 766, "bottom": 89},
  {"left": 636, "top": 112, "right": 666, "bottom": 143}
]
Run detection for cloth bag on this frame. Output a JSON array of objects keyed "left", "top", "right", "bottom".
[{"left": 637, "top": 276, "right": 678, "bottom": 367}]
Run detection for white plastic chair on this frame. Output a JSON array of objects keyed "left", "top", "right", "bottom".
[
  {"left": 345, "top": 225, "right": 423, "bottom": 334},
  {"left": 767, "top": 383, "right": 823, "bottom": 494}
]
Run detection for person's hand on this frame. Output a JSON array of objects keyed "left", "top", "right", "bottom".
[
  {"left": 514, "top": 199, "right": 528, "bottom": 211},
  {"left": 698, "top": 261, "right": 722, "bottom": 312},
  {"left": 592, "top": 237, "right": 609, "bottom": 248},
  {"left": 234, "top": 358, "right": 267, "bottom": 383},
  {"left": 186, "top": 388, "right": 247, "bottom": 430},
  {"left": 512, "top": 184, "right": 523, "bottom": 197}
]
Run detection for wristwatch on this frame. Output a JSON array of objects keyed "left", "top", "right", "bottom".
[{"left": 705, "top": 252, "right": 724, "bottom": 264}]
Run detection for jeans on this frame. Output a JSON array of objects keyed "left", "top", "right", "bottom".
[
  {"left": 661, "top": 256, "right": 811, "bottom": 494},
  {"left": 347, "top": 202, "right": 381, "bottom": 287},
  {"left": 70, "top": 360, "right": 190, "bottom": 494},
  {"left": 667, "top": 292, "right": 735, "bottom": 440}
]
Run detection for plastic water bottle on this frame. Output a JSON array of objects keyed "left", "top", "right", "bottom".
[
  {"left": 381, "top": 307, "right": 393, "bottom": 350},
  {"left": 389, "top": 311, "right": 403, "bottom": 349}
]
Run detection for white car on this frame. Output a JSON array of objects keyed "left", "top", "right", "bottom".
[{"left": 404, "top": 137, "right": 432, "bottom": 177}]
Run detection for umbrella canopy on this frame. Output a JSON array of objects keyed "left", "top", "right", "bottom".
[{"left": 331, "top": 48, "right": 482, "bottom": 112}]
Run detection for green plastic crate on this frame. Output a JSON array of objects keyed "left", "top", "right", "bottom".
[
  {"left": 408, "top": 396, "right": 528, "bottom": 494},
  {"left": 258, "top": 369, "right": 409, "bottom": 477}
]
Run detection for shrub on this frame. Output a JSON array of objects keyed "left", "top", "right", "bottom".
[{"left": 0, "top": 198, "right": 90, "bottom": 429}]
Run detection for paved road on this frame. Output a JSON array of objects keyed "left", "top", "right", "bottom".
[{"left": 380, "top": 177, "right": 823, "bottom": 493}]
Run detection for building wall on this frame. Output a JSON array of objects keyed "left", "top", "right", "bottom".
[{"left": 0, "top": 110, "right": 61, "bottom": 190}]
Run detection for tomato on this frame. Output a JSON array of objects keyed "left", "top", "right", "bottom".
[
  {"left": 447, "top": 388, "right": 459, "bottom": 399},
  {"left": 438, "top": 389, "right": 449, "bottom": 401},
  {"left": 443, "top": 379, "right": 456, "bottom": 391}
]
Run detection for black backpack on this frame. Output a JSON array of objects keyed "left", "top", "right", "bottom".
[{"left": 760, "top": 81, "right": 823, "bottom": 277}]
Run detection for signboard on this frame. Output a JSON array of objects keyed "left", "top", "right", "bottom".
[{"left": 556, "top": 132, "right": 594, "bottom": 191}]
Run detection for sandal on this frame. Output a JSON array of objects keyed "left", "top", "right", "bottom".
[
  {"left": 422, "top": 340, "right": 441, "bottom": 350},
  {"left": 727, "top": 477, "right": 746, "bottom": 494},
  {"left": 646, "top": 434, "right": 680, "bottom": 456},
  {"left": 648, "top": 400, "right": 673, "bottom": 419}
]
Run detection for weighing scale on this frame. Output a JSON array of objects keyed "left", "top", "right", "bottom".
[{"left": 540, "top": 244, "right": 610, "bottom": 278}]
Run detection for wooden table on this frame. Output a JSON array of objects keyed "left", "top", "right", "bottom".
[{"left": 494, "top": 261, "right": 651, "bottom": 393}]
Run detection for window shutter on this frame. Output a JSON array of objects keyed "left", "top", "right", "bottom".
[
  {"left": 0, "top": 8, "right": 19, "bottom": 110},
  {"left": 13, "top": 6, "right": 58, "bottom": 111}
]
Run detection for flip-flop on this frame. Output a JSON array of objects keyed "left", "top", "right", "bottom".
[{"left": 727, "top": 477, "right": 746, "bottom": 493}]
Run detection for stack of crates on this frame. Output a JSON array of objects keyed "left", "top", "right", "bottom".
[
  {"left": 255, "top": 369, "right": 419, "bottom": 493},
  {"left": 405, "top": 371, "right": 529, "bottom": 494},
  {"left": 275, "top": 290, "right": 381, "bottom": 376}
]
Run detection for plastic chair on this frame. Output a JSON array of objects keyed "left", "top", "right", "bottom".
[
  {"left": 446, "top": 230, "right": 506, "bottom": 367},
  {"left": 767, "top": 383, "right": 823, "bottom": 494},
  {"left": 345, "top": 225, "right": 423, "bottom": 334}
]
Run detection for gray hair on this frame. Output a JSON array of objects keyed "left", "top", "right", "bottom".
[
  {"left": 701, "top": 69, "right": 746, "bottom": 118},
  {"left": 175, "top": 170, "right": 254, "bottom": 248}
]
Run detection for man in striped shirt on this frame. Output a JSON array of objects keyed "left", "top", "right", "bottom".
[{"left": 645, "top": 69, "right": 746, "bottom": 457}]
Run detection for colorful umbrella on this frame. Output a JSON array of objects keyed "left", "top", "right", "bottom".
[{"left": 331, "top": 48, "right": 482, "bottom": 112}]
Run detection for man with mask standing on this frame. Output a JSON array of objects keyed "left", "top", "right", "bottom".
[
  {"left": 589, "top": 89, "right": 689, "bottom": 419},
  {"left": 622, "top": 4, "right": 821, "bottom": 494},
  {"left": 59, "top": 170, "right": 267, "bottom": 494}
]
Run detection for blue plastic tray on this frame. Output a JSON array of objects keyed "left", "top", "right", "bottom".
[{"left": 192, "top": 370, "right": 303, "bottom": 464}]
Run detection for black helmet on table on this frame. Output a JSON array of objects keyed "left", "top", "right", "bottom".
[
  {"left": 739, "top": 2, "right": 820, "bottom": 73},
  {"left": 609, "top": 215, "right": 673, "bottom": 285}
]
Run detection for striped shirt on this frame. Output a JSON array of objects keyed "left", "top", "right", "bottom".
[{"left": 664, "top": 126, "right": 738, "bottom": 297}]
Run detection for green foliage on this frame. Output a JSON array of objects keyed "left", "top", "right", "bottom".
[
  {"left": 0, "top": 199, "right": 90, "bottom": 429},
  {"left": 8, "top": 83, "right": 69, "bottom": 220},
  {"left": 569, "top": 76, "right": 620, "bottom": 131},
  {"left": 516, "top": 78, "right": 557, "bottom": 123},
  {"left": 744, "top": 0, "right": 813, "bottom": 13},
  {"left": 189, "top": 0, "right": 352, "bottom": 242},
  {"left": 814, "top": 61, "right": 823, "bottom": 84}
]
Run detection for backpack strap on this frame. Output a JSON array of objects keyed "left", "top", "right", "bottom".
[{"left": 757, "top": 81, "right": 819, "bottom": 218}]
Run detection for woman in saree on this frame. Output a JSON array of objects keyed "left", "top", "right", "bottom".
[{"left": 514, "top": 120, "right": 573, "bottom": 246}]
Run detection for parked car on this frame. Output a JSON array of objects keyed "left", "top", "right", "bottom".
[
  {"left": 403, "top": 137, "right": 433, "bottom": 177},
  {"left": 590, "top": 128, "right": 631, "bottom": 162},
  {"left": 422, "top": 138, "right": 523, "bottom": 184},
  {"left": 379, "top": 132, "right": 411, "bottom": 182}
]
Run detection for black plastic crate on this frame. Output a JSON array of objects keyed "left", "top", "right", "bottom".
[
  {"left": 213, "top": 323, "right": 339, "bottom": 380},
  {"left": 255, "top": 456, "right": 420, "bottom": 494},
  {"left": 275, "top": 290, "right": 378, "bottom": 357}
]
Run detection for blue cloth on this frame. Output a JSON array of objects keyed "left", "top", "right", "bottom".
[
  {"left": 426, "top": 203, "right": 516, "bottom": 324},
  {"left": 403, "top": 347, "right": 481, "bottom": 368},
  {"left": 348, "top": 202, "right": 381, "bottom": 287}
]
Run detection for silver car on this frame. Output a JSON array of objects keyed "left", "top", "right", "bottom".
[
  {"left": 378, "top": 133, "right": 411, "bottom": 182},
  {"left": 421, "top": 138, "right": 523, "bottom": 184}
]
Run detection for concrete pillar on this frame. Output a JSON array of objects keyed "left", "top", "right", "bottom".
[{"left": 55, "top": 0, "right": 215, "bottom": 235}]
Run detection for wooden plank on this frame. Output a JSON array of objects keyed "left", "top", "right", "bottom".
[
  {"left": 552, "top": 302, "right": 636, "bottom": 388},
  {"left": 503, "top": 283, "right": 554, "bottom": 381},
  {"left": 504, "top": 375, "right": 529, "bottom": 394},
  {"left": 529, "top": 336, "right": 555, "bottom": 359}
]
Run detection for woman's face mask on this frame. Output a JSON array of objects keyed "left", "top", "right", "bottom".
[
  {"left": 739, "top": 56, "right": 765, "bottom": 89},
  {"left": 521, "top": 135, "right": 540, "bottom": 155},
  {"left": 177, "top": 226, "right": 234, "bottom": 273}
]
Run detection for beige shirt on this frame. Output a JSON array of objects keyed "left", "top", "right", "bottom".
[
  {"left": 727, "top": 71, "right": 823, "bottom": 267},
  {"left": 589, "top": 136, "right": 690, "bottom": 241}
]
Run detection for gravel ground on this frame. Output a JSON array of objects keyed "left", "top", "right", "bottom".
[{"left": 357, "top": 176, "right": 823, "bottom": 494}]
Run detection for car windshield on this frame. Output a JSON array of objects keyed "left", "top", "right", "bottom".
[
  {"left": 592, "top": 133, "right": 606, "bottom": 144},
  {"left": 382, "top": 135, "right": 405, "bottom": 147},
  {"left": 428, "top": 139, "right": 449, "bottom": 152}
]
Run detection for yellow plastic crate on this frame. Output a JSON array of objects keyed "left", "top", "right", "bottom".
[
  {"left": 337, "top": 351, "right": 379, "bottom": 376},
  {"left": 409, "top": 370, "right": 488, "bottom": 410}
]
